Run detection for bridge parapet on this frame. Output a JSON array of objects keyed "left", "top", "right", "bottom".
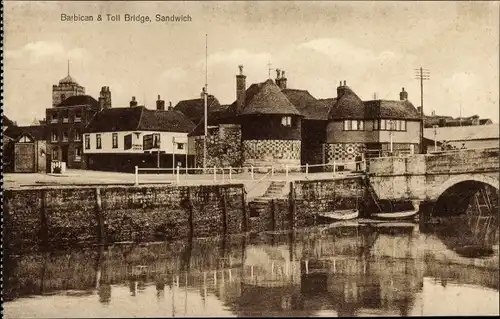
[{"left": 367, "top": 148, "right": 499, "bottom": 201}]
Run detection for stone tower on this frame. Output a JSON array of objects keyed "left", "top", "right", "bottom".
[{"left": 52, "top": 61, "right": 86, "bottom": 106}]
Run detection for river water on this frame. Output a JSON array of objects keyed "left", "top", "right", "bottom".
[{"left": 3, "top": 215, "right": 499, "bottom": 317}]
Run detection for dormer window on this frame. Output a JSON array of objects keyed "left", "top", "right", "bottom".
[
  {"left": 281, "top": 116, "right": 292, "bottom": 127},
  {"left": 343, "top": 120, "right": 364, "bottom": 131}
]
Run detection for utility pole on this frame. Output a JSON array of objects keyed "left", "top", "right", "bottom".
[
  {"left": 415, "top": 67, "right": 430, "bottom": 154},
  {"left": 203, "top": 34, "right": 208, "bottom": 173}
]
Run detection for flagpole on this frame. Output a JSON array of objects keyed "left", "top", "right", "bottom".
[{"left": 203, "top": 34, "right": 208, "bottom": 173}]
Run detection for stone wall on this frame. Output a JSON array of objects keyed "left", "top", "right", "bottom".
[
  {"left": 243, "top": 140, "right": 301, "bottom": 171},
  {"left": 194, "top": 124, "right": 242, "bottom": 169},
  {"left": 368, "top": 148, "right": 499, "bottom": 201},
  {"left": 248, "top": 177, "right": 375, "bottom": 232},
  {"left": 3, "top": 184, "right": 246, "bottom": 253},
  {"left": 324, "top": 143, "right": 366, "bottom": 171}
]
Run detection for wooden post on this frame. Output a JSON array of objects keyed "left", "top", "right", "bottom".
[
  {"left": 251, "top": 166, "right": 254, "bottom": 180},
  {"left": 288, "top": 181, "right": 296, "bottom": 230},
  {"left": 271, "top": 199, "right": 276, "bottom": 231},
  {"left": 229, "top": 166, "right": 232, "bottom": 181},
  {"left": 285, "top": 165, "right": 289, "bottom": 182},
  {"left": 213, "top": 165, "right": 217, "bottom": 182},
  {"left": 95, "top": 188, "right": 105, "bottom": 245},
  {"left": 40, "top": 190, "right": 49, "bottom": 247},
  {"left": 305, "top": 163, "right": 309, "bottom": 177},
  {"left": 176, "top": 165, "right": 180, "bottom": 184},
  {"left": 134, "top": 166, "right": 139, "bottom": 186},
  {"left": 271, "top": 166, "right": 275, "bottom": 176},
  {"left": 222, "top": 188, "right": 229, "bottom": 235},
  {"left": 242, "top": 188, "right": 248, "bottom": 232}
]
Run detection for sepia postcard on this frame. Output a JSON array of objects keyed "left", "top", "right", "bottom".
[{"left": 2, "top": 1, "right": 499, "bottom": 317}]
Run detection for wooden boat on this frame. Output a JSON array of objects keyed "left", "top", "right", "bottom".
[
  {"left": 318, "top": 209, "right": 359, "bottom": 221},
  {"left": 371, "top": 200, "right": 420, "bottom": 220}
]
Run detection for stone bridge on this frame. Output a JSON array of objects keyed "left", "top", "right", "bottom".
[{"left": 367, "top": 148, "right": 499, "bottom": 215}]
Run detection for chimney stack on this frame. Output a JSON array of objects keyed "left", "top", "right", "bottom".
[
  {"left": 417, "top": 106, "right": 422, "bottom": 115},
  {"left": 168, "top": 101, "right": 173, "bottom": 111},
  {"left": 337, "top": 80, "right": 349, "bottom": 98},
  {"left": 130, "top": 96, "right": 138, "bottom": 107},
  {"left": 236, "top": 65, "right": 246, "bottom": 114},
  {"left": 399, "top": 87, "right": 408, "bottom": 101},
  {"left": 156, "top": 94, "right": 165, "bottom": 111},
  {"left": 431, "top": 110, "right": 435, "bottom": 116},
  {"left": 275, "top": 69, "right": 287, "bottom": 90},
  {"left": 99, "top": 86, "right": 112, "bottom": 109}
]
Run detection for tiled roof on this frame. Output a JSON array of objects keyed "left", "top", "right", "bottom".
[
  {"left": 423, "top": 123, "right": 499, "bottom": 142},
  {"left": 187, "top": 106, "right": 231, "bottom": 137},
  {"left": 57, "top": 95, "right": 99, "bottom": 107},
  {"left": 4, "top": 125, "right": 46, "bottom": 141},
  {"left": 282, "top": 89, "right": 328, "bottom": 120},
  {"left": 173, "top": 95, "right": 222, "bottom": 124},
  {"left": 328, "top": 86, "right": 366, "bottom": 120},
  {"left": 364, "top": 100, "right": 421, "bottom": 120},
  {"left": 239, "top": 79, "right": 301, "bottom": 116},
  {"left": 2, "top": 115, "right": 16, "bottom": 127},
  {"left": 86, "top": 106, "right": 195, "bottom": 133},
  {"left": 304, "top": 98, "right": 337, "bottom": 121},
  {"left": 59, "top": 74, "right": 78, "bottom": 85}
]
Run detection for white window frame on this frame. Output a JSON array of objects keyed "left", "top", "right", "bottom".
[
  {"left": 51, "top": 129, "right": 58, "bottom": 142},
  {"left": 84, "top": 134, "right": 90, "bottom": 149}
]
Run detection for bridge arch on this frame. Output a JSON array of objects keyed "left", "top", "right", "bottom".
[
  {"left": 430, "top": 174, "right": 499, "bottom": 201},
  {"left": 430, "top": 174, "right": 499, "bottom": 217}
]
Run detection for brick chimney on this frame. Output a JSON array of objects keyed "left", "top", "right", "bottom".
[
  {"left": 104, "top": 86, "right": 112, "bottom": 108},
  {"left": 168, "top": 101, "right": 173, "bottom": 111},
  {"left": 130, "top": 96, "right": 138, "bottom": 107},
  {"left": 399, "top": 87, "right": 408, "bottom": 101},
  {"left": 156, "top": 95, "right": 165, "bottom": 110},
  {"left": 275, "top": 69, "right": 287, "bottom": 90},
  {"left": 337, "top": 80, "right": 349, "bottom": 98},
  {"left": 417, "top": 106, "right": 422, "bottom": 115},
  {"left": 236, "top": 65, "right": 246, "bottom": 114}
]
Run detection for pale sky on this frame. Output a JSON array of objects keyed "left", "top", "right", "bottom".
[{"left": 4, "top": 1, "right": 499, "bottom": 125}]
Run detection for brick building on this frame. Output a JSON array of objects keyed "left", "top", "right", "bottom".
[
  {"left": 83, "top": 96, "right": 195, "bottom": 172},
  {"left": 325, "top": 83, "right": 422, "bottom": 165},
  {"left": 46, "top": 70, "right": 112, "bottom": 169}
]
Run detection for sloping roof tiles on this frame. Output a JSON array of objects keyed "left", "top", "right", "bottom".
[{"left": 86, "top": 106, "right": 195, "bottom": 133}]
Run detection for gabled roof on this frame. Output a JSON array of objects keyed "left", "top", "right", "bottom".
[
  {"left": 57, "top": 95, "right": 99, "bottom": 107},
  {"left": 187, "top": 105, "right": 231, "bottom": 137},
  {"left": 282, "top": 89, "right": 325, "bottom": 120},
  {"left": 3, "top": 115, "right": 16, "bottom": 127},
  {"left": 4, "top": 125, "right": 46, "bottom": 140},
  {"left": 86, "top": 106, "right": 195, "bottom": 133},
  {"left": 239, "top": 79, "right": 301, "bottom": 116},
  {"left": 363, "top": 100, "right": 421, "bottom": 120},
  {"left": 173, "top": 95, "right": 222, "bottom": 123},
  {"left": 304, "top": 98, "right": 337, "bottom": 121},
  {"left": 423, "top": 123, "right": 499, "bottom": 142}
]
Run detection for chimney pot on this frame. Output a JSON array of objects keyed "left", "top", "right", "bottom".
[
  {"left": 399, "top": 87, "right": 408, "bottom": 101},
  {"left": 238, "top": 65, "right": 244, "bottom": 75},
  {"left": 158, "top": 95, "right": 161, "bottom": 100},
  {"left": 343, "top": 80, "right": 346, "bottom": 86},
  {"left": 339, "top": 81, "right": 342, "bottom": 86}
]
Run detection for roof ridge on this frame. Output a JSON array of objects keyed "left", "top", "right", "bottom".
[{"left": 135, "top": 106, "right": 146, "bottom": 130}]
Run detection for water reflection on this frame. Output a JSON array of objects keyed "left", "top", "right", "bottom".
[{"left": 3, "top": 216, "right": 499, "bottom": 318}]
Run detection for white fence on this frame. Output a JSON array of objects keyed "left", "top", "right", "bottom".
[{"left": 133, "top": 159, "right": 367, "bottom": 186}]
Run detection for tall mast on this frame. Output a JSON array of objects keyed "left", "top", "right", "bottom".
[{"left": 203, "top": 34, "right": 208, "bottom": 172}]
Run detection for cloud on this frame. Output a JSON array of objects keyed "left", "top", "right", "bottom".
[
  {"left": 5, "top": 41, "right": 89, "bottom": 63},
  {"left": 299, "top": 38, "right": 402, "bottom": 66}
]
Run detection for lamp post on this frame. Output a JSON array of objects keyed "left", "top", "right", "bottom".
[{"left": 389, "top": 120, "right": 394, "bottom": 155}]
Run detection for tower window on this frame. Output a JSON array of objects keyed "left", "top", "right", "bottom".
[{"left": 61, "top": 94, "right": 66, "bottom": 101}]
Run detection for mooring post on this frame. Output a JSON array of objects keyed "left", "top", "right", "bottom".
[
  {"left": 333, "top": 160, "right": 336, "bottom": 176},
  {"left": 305, "top": 163, "right": 309, "bottom": 177},
  {"left": 229, "top": 166, "right": 232, "bottom": 181}
]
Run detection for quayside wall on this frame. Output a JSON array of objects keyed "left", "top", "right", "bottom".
[
  {"left": 3, "top": 184, "right": 247, "bottom": 252},
  {"left": 4, "top": 176, "right": 407, "bottom": 252}
]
